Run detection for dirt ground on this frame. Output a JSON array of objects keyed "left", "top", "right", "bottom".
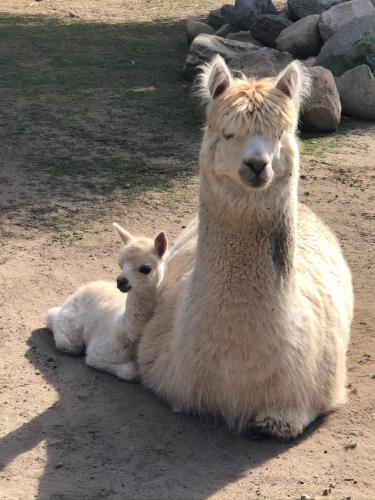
[{"left": 0, "top": 1, "right": 374, "bottom": 499}]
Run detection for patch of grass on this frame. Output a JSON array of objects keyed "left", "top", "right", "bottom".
[
  {"left": 0, "top": 14, "right": 202, "bottom": 234},
  {"left": 343, "top": 438, "right": 358, "bottom": 450},
  {"left": 302, "top": 134, "right": 370, "bottom": 158}
]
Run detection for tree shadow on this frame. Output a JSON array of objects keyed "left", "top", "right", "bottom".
[{"left": 0, "top": 328, "right": 323, "bottom": 498}]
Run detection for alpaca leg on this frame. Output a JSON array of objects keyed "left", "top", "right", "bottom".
[
  {"left": 85, "top": 350, "right": 139, "bottom": 382},
  {"left": 47, "top": 305, "right": 84, "bottom": 356},
  {"left": 251, "top": 408, "right": 317, "bottom": 441}
]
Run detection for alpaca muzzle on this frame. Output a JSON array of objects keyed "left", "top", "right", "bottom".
[{"left": 117, "top": 276, "right": 132, "bottom": 293}]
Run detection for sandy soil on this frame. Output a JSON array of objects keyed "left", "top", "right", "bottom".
[{"left": 0, "top": 1, "right": 375, "bottom": 499}]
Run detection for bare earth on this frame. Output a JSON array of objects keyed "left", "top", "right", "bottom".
[{"left": 1, "top": 1, "right": 375, "bottom": 499}]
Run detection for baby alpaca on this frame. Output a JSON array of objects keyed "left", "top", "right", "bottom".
[{"left": 46, "top": 224, "right": 167, "bottom": 381}]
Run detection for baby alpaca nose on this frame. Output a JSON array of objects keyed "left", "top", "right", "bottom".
[
  {"left": 117, "top": 276, "right": 131, "bottom": 293},
  {"left": 243, "top": 158, "right": 268, "bottom": 175}
]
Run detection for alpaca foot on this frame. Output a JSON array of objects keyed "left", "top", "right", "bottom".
[
  {"left": 54, "top": 335, "right": 83, "bottom": 356},
  {"left": 251, "top": 411, "right": 307, "bottom": 441},
  {"left": 113, "top": 362, "right": 140, "bottom": 382},
  {"left": 86, "top": 354, "right": 139, "bottom": 382}
]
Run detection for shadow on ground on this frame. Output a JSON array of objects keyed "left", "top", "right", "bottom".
[{"left": 0, "top": 328, "right": 324, "bottom": 498}]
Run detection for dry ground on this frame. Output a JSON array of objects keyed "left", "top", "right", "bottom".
[{"left": 0, "top": 1, "right": 374, "bottom": 499}]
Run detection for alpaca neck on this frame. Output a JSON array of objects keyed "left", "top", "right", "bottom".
[
  {"left": 194, "top": 136, "right": 298, "bottom": 310},
  {"left": 121, "top": 288, "right": 157, "bottom": 343}
]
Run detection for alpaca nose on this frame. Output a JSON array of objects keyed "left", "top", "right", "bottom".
[
  {"left": 117, "top": 276, "right": 132, "bottom": 293},
  {"left": 243, "top": 158, "right": 268, "bottom": 175}
]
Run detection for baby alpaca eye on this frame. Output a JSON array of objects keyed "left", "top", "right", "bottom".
[
  {"left": 139, "top": 265, "right": 152, "bottom": 275},
  {"left": 223, "top": 132, "right": 234, "bottom": 140}
]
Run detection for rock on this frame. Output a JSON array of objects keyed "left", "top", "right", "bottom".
[
  {"left": 317, "top": 15, "right": 375, "bottom": 75},
  {"left": 352, "top": 0, "right": 375, "bottom": 15},
  {"left": 276, "top": 15, "right": 322, "bottom": 58},
  {"left": 230, "top": 47, "right": 294, "bottom": 77},
  {"left": 206, "top": 8, "right": 225, "bottom": 30},
  {"left": 183, "top": 34, "right": 259, "bottom": 80},
  {"left": 215, "top": 23, "right": 234, "bottom": 37},
  {"left": 287, "top": 0, "right": 345, "bottom": 19},
  {"left": 250, "top": 14, "right": 293, "bottom": 48},
  {"left": 235, "top": 0, "right": 278, "bottom": 15},
  {"left": 303, "top": 56, "right": 318, "bottom": 67},
  {"left": 336, "top": 65, "right": 375, "bottom": 119},
  {"left": 186, "top": 20, "right": 215, "bottom": 45},
  {"left": 319, "top": 1, "right": 353, "bottom": 42},
  {"left": 227, "top": 30, "right": 263, "bottom": 45},
  {"left": 230, "top": 0, "right": 279, "bottom": 30},
  {"left": 301, "top": 66, "right": 341, "bottom": 131}
]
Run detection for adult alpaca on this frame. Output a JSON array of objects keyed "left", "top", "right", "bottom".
[{"left": 138, "top": 56, "right": 353, "bottom": 439}]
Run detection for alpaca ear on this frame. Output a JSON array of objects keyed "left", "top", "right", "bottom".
[
  {"left": 113, "top": 222, "right": 133, "bottom": 246},
  {"left": 197, "top": 54, "right": 232, "bottom": 101},
  {"left": 154, "top": 232, "right": 168, "bottom": 258},
  {"left": 275, "top": 61, "right": 310, "bottom": 112}
]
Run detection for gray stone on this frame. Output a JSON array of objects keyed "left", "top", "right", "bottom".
[
  {"left": 303, "top": 56, "right": 318, "bottom": 67},
  {"left": 215, "top": 23, "right": 234, "bottom": 38},
  {"left": 250, "top": 15, "right": 293, "bottom": 48},
  {"left": 319, "top": 1, "right": 353, "bottom": 42},
  {"left": 336, "top": 65, "right": 375, "bottom": 119},
  {"left": 287, "top": 0, "right": 345, "bottom": 19},
  {"left": 230, "top": 0, "right": 278, "bottom": 30},
  {"left": 206, "top": 8, "right": 225, "bottom": 30},
  {"left": 276, "top": 15, "right": 323, "bottom": 58},
  {"left": 229, "top": 47, "right": 294, "bottom": 78},
  {"left": 317, "top": 15, "right": 375, "bottom": 75},
  {"left": 227, "top": 31, "right": 263, "bottom": 45},
  {"left": 183, "top": 34, "right": 259, "bottom": 80},
  {"left": 186, "top": 20, "right": 215, "bottom": 45},
  {"left": 352, "top": 0, "right": 375, "bottom": 15},
  {"left": 301, "top": 66, "right": 341, "bottom": 131}
]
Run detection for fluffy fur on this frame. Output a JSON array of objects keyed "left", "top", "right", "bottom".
[
  {"left": 47, "top": 225, "right": 167, "bottom": 381},
  {"left": 137, "top": 56, "right": 353, "bottom": 439}
]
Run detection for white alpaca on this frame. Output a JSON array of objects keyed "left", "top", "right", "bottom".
[
  {"left": 138, "top": 56, "right": 353, "bottom": 439},
  {"left": 47, "top": 224, "right": 168, "bottom": 381}
]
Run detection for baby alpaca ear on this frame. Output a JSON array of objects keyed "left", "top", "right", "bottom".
[
  {"left": 154, "top": 232, "right": 168, "bottom": 258},
  {"left": 197, "top": 54, "right": 233, "bottom": 101},
  {"left": 275, "top": 60, "right": 310, "bottom": 113},
  {"left": 113, "top": 222, "right": 133, "bottom": 246}
]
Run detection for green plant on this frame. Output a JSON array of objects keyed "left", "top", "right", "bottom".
[{"left": 355, "top": 32, "right": 375, "bottom": 75}]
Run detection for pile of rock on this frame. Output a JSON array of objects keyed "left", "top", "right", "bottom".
[{"left": 183, "top": 0, "right": 375, "bottom": 130}]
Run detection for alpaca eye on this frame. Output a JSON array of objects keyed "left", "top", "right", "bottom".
[
  {"left": 223, "top": 133, "right": 234, "bottom": 140},
  {"left": 139, "top": 265, "right": 152, "bottom": 275}
]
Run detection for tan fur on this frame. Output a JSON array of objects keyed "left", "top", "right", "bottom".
[
  {"left": 138, "top": 57, "right": 353, "bottom": 439},
  {"left": 47, "top": 225, "right": 167, "bottom": 381}
]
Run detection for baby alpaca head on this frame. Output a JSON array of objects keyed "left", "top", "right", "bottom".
[
  {"left": 197, "top": 55, "right": 310, "bottom": 194},
  {"left": 113, "top": 223, "right": 168, "bottom": 294}
]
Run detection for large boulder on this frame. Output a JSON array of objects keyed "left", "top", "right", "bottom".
[
  {"left": 352, "top": 0, "right": 375, "bottom": 15},
  {"left": 250, "top": 14, "right": 293, "bottom": 48},
  {"left": 227, "top": 31, "right": 263, "bottom": 45},
  {"left": 287, "top": 0, "right": 346, "bottom": 19},
  {"left": 228, "top": 0, "right": 278, "bottom": 30},
  {"left": 319, "top": 1, "right": 353, "bottom": 42},
  {"left": 317, "top": 15, "right": 375, "bottom": 75},
  {"left": 276, "top": 15, "right": 323, "bottom": 58},
  {"left": 206, "top": 9, "right": 225, "bottom": 30},
  {"left": 336, "top": 65, "right": 375, "bottom": 119},
  {"left": 183, "top": 34, "right": 259, "bottom": 80},
  {"left": 229, "top": 47, "right": 294, "bottom": 77},
  {"left": 301, "top": 66, "right": 342, "bottom": 131},
  {"left": 186, "top": 20, "right": 215, "bottom": 45}
]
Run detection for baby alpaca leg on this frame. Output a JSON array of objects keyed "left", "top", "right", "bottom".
[
  {"left": 47, "top": 305, "right": 84, "bottom": 356},
  {"left": 85, "top": 349, "right": 139, "bottom": 382}
]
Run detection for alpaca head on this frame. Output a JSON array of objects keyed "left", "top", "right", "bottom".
[
  {"left": 113, "top": 223, "right": 168, "bottom": 293},
  {"left": 197, "top": 56, "right": 310, "bottom": 197}
]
